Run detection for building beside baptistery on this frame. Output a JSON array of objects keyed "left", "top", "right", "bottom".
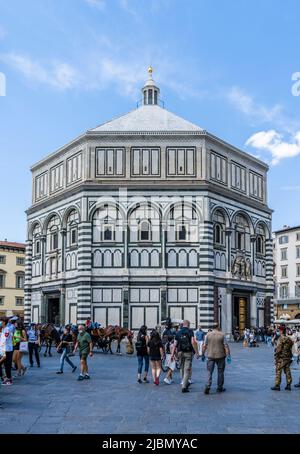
[
  {"left": 273, "top": 225, "right": 300, "bottom": 321},
  {"left": 25, "top": 68, "right": 274, "bottom": 336},
  {"left": 0, "top": 241, "right": 25, "bottom": 318}
]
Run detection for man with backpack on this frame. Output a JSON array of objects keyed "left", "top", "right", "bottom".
[{"left": 171, "top": 320, "right": 199, "bottom": 393}]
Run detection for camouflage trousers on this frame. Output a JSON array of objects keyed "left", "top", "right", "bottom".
[{"left": 275, "top": 360, "right": 292, "bottom": 386}]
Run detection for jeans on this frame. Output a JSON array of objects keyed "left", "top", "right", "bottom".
[
  {"left": 60, "top": 348, "right": 75, "bottom": 372},
  {"left": 28, "top": 342, "right": 40, "bottom": 366},
  {"left": 137, "top": 355, "right": 149, "bottom": 375},
  {"left": 206, "top": 357, "right": 226, "bottom": 389},
  {"left": 179, "top": 351, "right": 193, "bottom": 389}
]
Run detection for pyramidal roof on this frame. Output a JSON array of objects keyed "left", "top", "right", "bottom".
[
  {"left": 89, "top": 104, "right": 203, "bottom": 133},
  {"left": 89, "top": 67, "right": 203, "bottom": 133}
]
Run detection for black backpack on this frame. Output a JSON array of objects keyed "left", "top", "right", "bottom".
[
  {"left": 135, "top": 334, "right": 146, "bottom": 352},
  {"left": 178, "top": 330, "right": 192, "bottom": 352}
]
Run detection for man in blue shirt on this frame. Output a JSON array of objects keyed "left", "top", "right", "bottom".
[
  {"left": 27, "top": 323, "right": 41, "bottom": 367},
  {"left": 195, "top": 325, "right": 206, "bottom": 361}
]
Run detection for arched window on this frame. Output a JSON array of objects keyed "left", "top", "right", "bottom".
[
  {"left": 189, "top": 250, "right": 198, "bottom": 267},
  {"left": 103, "top": 250, "right": 112, "bottom": 267},
  {"left": 32, "top": 224, "right": 41, "bottom": 257},
  {"left": 213, "top": 210, "right": 226, "bottom": 246},
  {"left": 178, "top": 250, "right": 188, "bottom": 267},
  {"left": 168, "top": 249, "right": 177, "bottom": 267},
  {"left": 93, "top": 205, "right": 122, "bottom": 243},
  {"left": 93, "top": 250, "right": 102, "bottom": 267},
  {"left": 139, "top": 220, "right": 151, "bottom": 241},
  {"left": 150, "top": 250, "right": 160, "bottom": 267},
  {"left": 46, "top": 216, "right": 60, "bottom": 252},
  {"left": 67, "top": 210, "right": 79, "bottom": 248},
  {"left": 177, "top": 224, "right": 188, "bottom": 241},
  {"left": 114, "top": 250, "right": 122, "bottom": 267},
  {"left": 255, "top": 224, "right": 266, "bottom": 256},
  {"left": 129, "top": 204, "right": 160, "bottom": 243},
  {"left": 71, "top": 253, "right": 76, "bottom": 269},
  {"left": 141, "top": 249, "right": 150, "bottom": 267},
  {"left": 130, "top": 250, "right": 139, "bottom": 267},
  {"left": 233, "top": 213, "right": 250, "bottom": 252},
  {"left": 167, "top": 203, "right": 198, "bottom": 243}
]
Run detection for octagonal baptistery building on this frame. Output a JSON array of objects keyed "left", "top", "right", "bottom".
[{"left": 25, "top": 69, "right": 273, "bottom": 336}]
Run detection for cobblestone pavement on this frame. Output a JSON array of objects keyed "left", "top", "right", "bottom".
[{"left": 1, "top": 343, "right": 300, "bottom": 434}]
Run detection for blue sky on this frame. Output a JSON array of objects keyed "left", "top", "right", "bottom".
[{"left": 0, "top": 0, "right": 300, "bottom": 242}]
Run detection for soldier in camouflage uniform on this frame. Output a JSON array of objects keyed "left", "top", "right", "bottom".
[{"left": 271, "top": 325, "right": 293, "bottom": 391}]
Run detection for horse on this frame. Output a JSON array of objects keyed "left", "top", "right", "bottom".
[
  {"left": 90, "top": 325, "right": 133, "bottom": 354},
  {"left": 39, "top": 323, "right": 61, "bottom": 357},
  {"left": 106, "top": 325, "right": 134, "bottom": 355}
]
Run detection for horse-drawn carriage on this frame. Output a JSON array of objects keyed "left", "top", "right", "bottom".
[{"left": 38, "top": 322, "right": 133, "bottom": 356}]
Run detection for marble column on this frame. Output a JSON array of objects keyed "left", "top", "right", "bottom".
[
  {"left": 60, "top": 228, "right": 66, "bottom": 272},
  {"left": 224, "top": 288, "right": 233, "bottom": 339},
  {"left": 250, "top": 292, "right": 257, "bottom": 327},
  {"left": 250, "top": 234, "right": 257, "bottom": 277},
  {"left": 225, "top": 228, "right": 233, "bottom": 272}
]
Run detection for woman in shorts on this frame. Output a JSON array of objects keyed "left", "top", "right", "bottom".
[
  {"left": 12, "top": 322, "right": 27, "bottom": 377},
  {"left": 147, "top": 330, "right": 164, "bottom": 386}
]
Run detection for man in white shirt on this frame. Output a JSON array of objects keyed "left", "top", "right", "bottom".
[{"left": 0, "top": 318, "right": 13, "bottom": 385}]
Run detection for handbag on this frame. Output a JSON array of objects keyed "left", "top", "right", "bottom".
[{"left": 20, "top": 342, "right": 28, "bottom": 353}]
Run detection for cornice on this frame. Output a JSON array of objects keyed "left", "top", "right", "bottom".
[{"left": 26, "top": 180, "right": 272, "bottom": 217}]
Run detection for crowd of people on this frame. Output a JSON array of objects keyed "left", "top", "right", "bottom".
[
  {"left": 135, "top": 319, "right": 231, "bottom": 394},
  {"left": 1, "top": 314, "right": 300, "bottom": 408},
  {"left": 233, "top": 324, "right": 300, "bottom": 359}
]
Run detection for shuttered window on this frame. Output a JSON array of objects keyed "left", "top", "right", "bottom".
[{"left": 96, "top": 148, "right": 125, "bottom": 177}]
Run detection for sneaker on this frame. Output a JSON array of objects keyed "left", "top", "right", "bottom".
[
  {"left": 285, "top": 384, "right": 291, "bottom": 391},
  {"left": 188, "top": 379, "right": 193, "bottom": 385},
  {"left": 56, "top": 371, "right": 63, "bottom": 374},
  {"left": 72, "top": 366, "right": 77, "bottom": 373},
  {"left": 294, "top": 383, "right": 300, "bottom": 388},
  {"left": 84, "top": 374, "right": 90, "bottom": 380},
  {"left": 271, "top": 385, "right": 280, "bottom": 391},
  {"left": 2, "top": 380, "right": 12, "bottom": 386},
  {"left": 182, "top": 388, "right": 189, "bottom": 393},
  {"left": 77, "top": 375, "right": 84, "bottom": 381},
  {"left": 204, "top": 386, "right": 210, "bottom": 395},
  {"left": 137, "top": 378, "right": 142, "bottom": 384},
  {"left": 143, "top": 377, "right": 149, "bottom": 383},
  {"left": 164, "top": 378, "right": 172, "bottom": 385}
]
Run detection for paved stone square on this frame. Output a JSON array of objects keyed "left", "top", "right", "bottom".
[{"left": 1, "top": 343, "right": 300, "bottom": 434}]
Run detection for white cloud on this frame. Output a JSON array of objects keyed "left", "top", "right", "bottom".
[
  {"left": 84, "top": 0, "right": 106, "bottom": 10},
  {"left": 245, "top": 130, "right": 300, "bottom": 165},
  {"left": 1, "top": 53, "right": 80, "bottom": 90},
  {"left": 227, "top": 86, "right": 283, "bottom": 124},
  {"left": 228, "top": 86, "right": 300, "bottom": 164}
]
